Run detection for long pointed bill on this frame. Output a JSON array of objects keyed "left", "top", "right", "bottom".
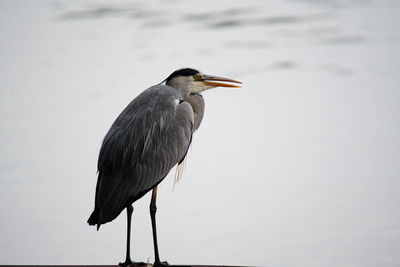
[{"left": 202, "top": 74, "right": 242, "bottom": 88}]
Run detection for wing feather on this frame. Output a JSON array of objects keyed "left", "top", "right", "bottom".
[{"left": 89, "top": 85, "right": 194, "bottom": 226}]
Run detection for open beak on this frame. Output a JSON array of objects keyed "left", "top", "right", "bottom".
[{"left": 202, "top": 74, "right": 242, "bottom": 88}]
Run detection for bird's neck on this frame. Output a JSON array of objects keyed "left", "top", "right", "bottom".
[
  {"left": 183, "top": 92, "right": 205, "bottom": 131},
  {"left": 168, "top": 82, "right": 205, "bottom": 130}
]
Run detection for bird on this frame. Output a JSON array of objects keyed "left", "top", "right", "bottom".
[{"left": 87, "top": 68, "right": 241, "bottom": 267}]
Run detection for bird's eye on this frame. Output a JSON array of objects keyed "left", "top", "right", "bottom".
[{"left": 193, "top": 74, "right": 203, "bottom": 81}]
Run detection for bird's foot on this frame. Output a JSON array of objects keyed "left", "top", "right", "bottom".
[
  {"left": 119, "top": 260, "right": 132, "bottom": 267},
  {"left": 119, "top": 259, "right": 148, "bottom": 267},
  {"left": 153, "top": 261, "right": 170, "bottom": 267}
]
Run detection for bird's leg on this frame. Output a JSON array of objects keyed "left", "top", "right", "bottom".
[
  {"left": 119, "top": 205, "right": 134, "bottom": 267},
  {"left": 150, "top": 186, "right": 169, "bottom": 267}
]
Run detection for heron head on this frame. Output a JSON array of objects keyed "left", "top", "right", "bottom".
[{"left": 165, "top": 68, "right": 242, "bottom": 94}]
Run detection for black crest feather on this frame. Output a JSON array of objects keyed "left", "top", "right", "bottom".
[{"left": 165, "top": 68, "right": 199, "bottom": 83}]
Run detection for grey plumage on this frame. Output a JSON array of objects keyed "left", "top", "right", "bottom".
[
  {"left": 88, "top": 85, "right": 195, "bottom": 226},
  {"left": 87, "top": 68, "right": 241, "bottom": 266}
]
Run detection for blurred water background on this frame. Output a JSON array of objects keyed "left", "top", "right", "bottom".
[{"left": 0, "top": 0, "right": 399, "bottom": 266}]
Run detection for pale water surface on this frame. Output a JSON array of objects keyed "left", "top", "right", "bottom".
[{"left": 0, "top": 0, "right": 399, "bottom": 266}]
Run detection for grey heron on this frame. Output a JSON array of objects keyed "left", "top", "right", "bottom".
[{"left": 88, "top": 68, "right": 241, "bottom": 266}]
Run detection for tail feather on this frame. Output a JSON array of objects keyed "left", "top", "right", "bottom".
[{"left": 87, "top": 209, "right": 101, "bottom": 230}]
